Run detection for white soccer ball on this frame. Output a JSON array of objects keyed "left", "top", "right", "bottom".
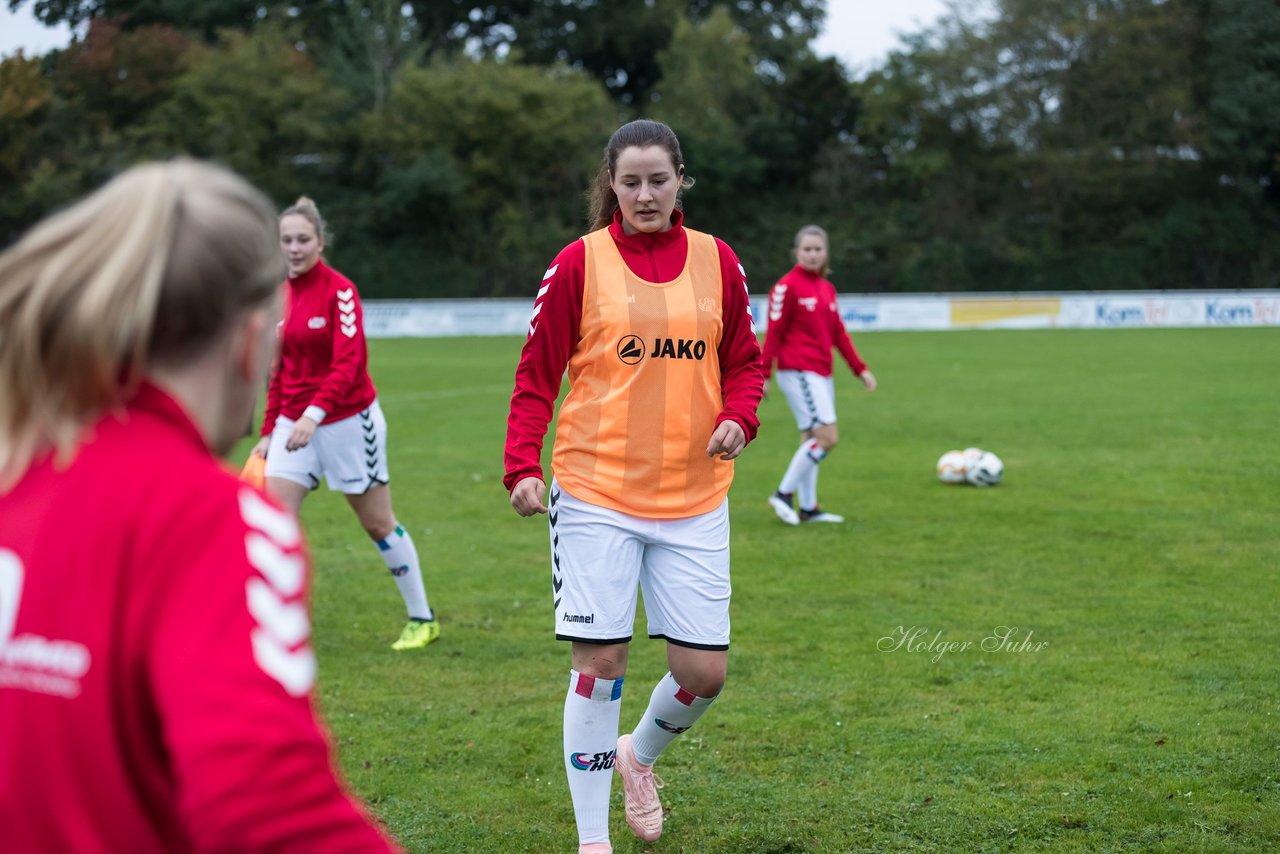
[
  {"left": 937, "top": 447, "right": 1004, "bottom": 486},
  {"left": 936, "top": 450, "right": 968, "bottom": 484},
  {"left": 965, "top": 451, "right": 1004, "bottom": 487}
]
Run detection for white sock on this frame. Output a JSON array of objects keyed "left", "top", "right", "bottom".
[
  {"left": 629, "top": 672, "right": 717, "bottom": 767},
  {"left": 375, "top": 524, "right": 432, "bottom": 621},
  {"left": 564, "top": 670, "right": 623, "bottom": 845},
  {"left": 779, "top": 438, "right": 823, "bottom": 496},
  {"left": 799, "top": 445, "right": 828, "bottom": 511},
  {"left": 799, "top": 463, "right": 818, "bottom": 511}
]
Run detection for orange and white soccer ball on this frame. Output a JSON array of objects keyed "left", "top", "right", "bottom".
[
  {"left": 937, "top": 447, "right": 1003, "bottom": 486},
  {"left": 936, "top": 450, "right": 969, "bottom": 484}
]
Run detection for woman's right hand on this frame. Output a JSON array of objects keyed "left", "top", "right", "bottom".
[
  {"left": 510, "top": 476, "right": 548, "bottom": 517},
  {"left": 285, "top": 416, "right": 317, "bottom": 452},
  {"left": 251, "top": 436, "right": 270, "bottom": 459}
]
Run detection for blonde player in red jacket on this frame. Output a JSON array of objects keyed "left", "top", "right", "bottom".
[
  {"left": 505, "top": 119, "right": 764, "bottom": 854},
  {"left": 761, "top": 224, "right": 877, "bottom": 525},
  {"left": 249, "top": 198, "right": 437, "bottom": 651},
  {"left": 0, "top": 160, "right": 399, "bottom": 853}
]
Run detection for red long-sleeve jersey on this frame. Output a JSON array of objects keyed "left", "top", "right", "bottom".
[
  {"left": 0, "top": 383, "right": 399, "bottom": 854},
  {"left": 761, "top": 264, "right": 868, "bottom": 379},
  {"left": 504, "top": 210, "right": 764, "bottom": 499},
  {"left": 262, "top": 259, "right": 377, "bottom": 434}
]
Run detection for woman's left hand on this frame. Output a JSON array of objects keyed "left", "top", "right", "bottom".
[
  {"left": 860, "top": 370, "right": 878, "bottom": 392},
  {"left": 706, "top": 420, "right": 746, "bottom": 461}
]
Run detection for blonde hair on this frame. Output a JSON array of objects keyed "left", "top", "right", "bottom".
[
  {"left": 280, "top": 195, "right": 330, "bottom": 245},
  {"left": 794, "top": 224, "right": 830, "bottom": 278},
  {"left": 0, "top": 158, "right": 283, "bottom": 486}
]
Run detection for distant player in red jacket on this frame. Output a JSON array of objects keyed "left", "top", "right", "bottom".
[
  {"left": 505, "top": 119, "right": 763, "bottom": 853},
  {"left": 761, "top": 225, "right": 877, "bottom": 525},
  {"left": 0, "top": 160, "right": 399, "bottom": 853},
  {"left": 249, "top": 198, "right": 438, "bottom": 651}
]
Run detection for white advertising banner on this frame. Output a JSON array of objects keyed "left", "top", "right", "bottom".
[
  {"left": 1057, "top": 293, "right": 1280, "bottom": 328},
  {"left": 364, "top": 298, "right": 533, "bottom": 338},
  {"left": 364, "top": 291, "right": 1280, "bottom": 338}
]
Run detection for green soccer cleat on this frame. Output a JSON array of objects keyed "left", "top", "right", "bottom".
[{"left": 391, "top": 617, "right": 439, "bottom": 651}]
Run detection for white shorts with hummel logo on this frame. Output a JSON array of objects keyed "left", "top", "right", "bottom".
[
  {"left": 265, "top": 400, "right": 390, "bottom": 494},
  {"left": 547, "top": 481, "right": 731, "bottom": 650}
]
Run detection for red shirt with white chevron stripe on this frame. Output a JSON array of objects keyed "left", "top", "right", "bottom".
[
  {"left": 261, "top": 259, "right": 377, "bottom": 433},
  {"left": 0, "top": 382, "right": 399, "bottom": 853},
  {"left": 760, "top": 264, "right": 868, "bottom": 379}
]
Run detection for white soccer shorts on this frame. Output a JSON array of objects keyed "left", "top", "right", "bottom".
[
  {"left": 776, "top": 370, "right": 837, "bottom": 431},
  {"left": 547, "top": 481, "right": 731, "bottom": 650},
  {"left": 264, "top": 400, "right": 390, "bottom": 494}
]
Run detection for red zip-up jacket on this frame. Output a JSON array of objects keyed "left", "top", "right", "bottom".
[
  {"left": 261, "top": 259, "right": 377, "bottom": 434},
  {"left": 761, "top": 264, "right": 867, "bottom": 378},
  {"left": 504, "top": 209, "right": 764, "bottom": 495},
  {"left": 0, "top": 382, "right": 399, "bottom": 853}
]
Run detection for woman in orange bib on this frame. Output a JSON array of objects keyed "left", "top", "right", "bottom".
[{"left": 504, "top": 119, "right": 764, "bottom": 853}]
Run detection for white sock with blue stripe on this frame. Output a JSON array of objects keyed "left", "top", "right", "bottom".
[
  {"left": 564, "top": 669, "right": 623, "bottom": 846},
  {"left": 375, "top": 524, "right": 432, "bottom": 621}
]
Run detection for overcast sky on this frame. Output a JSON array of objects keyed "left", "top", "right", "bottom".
[
  {"left": 0, "top": 5, "right": 72, "bottom": 57},
  {"left": 813, "top": 0, "right": 951, "bottom": 74},
  {"left": 1, "top": 0, "right": 952, "bottom": 70}
]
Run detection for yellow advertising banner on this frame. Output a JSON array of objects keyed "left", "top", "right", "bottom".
[{"left": 950, "top": 297, "right": 1062, "bottom": 327}]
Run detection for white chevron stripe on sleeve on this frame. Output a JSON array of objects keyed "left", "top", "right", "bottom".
[
  {"left": 246, "top": 578, "right": 311, "bottom": 647},
  {"left": 239, "top": 489, "right": 299, "bottom": 547},
  {"left": 251, "top": 629, "right": 316, "bottom": 697},
  {"left": 244, "top": 532, "right": 305, "bottom": 597}
]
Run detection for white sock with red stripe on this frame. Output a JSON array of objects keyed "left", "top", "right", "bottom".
[
  {"left": 629, "top": 672, "right": 717, "bottom": 766},
  {"left": 375, "top": 524, "right": 432, "bottom": 621},
  {"left": 564, "top": 670, "right": 623, "bottom": 846},
  {"left": 779, "top": 438, "right": 826, "bottom": 498}
]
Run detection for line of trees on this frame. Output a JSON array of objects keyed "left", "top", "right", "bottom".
[{"left": 2, "top": 0, "right": 1277, "bottom": 296}]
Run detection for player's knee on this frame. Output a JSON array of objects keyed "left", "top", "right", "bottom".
[
  {"left": 573, "top": 643, "right": 629, "bottom": 680},
  {"left": 688, "top": 672, "right": 726, "bottom": 699},
  {"left": 676, "top": 664, "right": 726, "bottom": 698},
  {"left": 364, "top": 519, "right": 396, "bottom": 541}
]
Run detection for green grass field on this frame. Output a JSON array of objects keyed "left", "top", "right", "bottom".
[{"left": 237, "top": 327, "right": 1280, "bottom": 853}]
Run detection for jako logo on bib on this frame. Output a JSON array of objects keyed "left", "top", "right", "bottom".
[{"left": 616, "top": 335, "right": 708, "bottom": 365}]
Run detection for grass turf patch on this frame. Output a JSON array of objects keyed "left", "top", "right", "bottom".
[{"left": 236, "top": 326, "right": 1279, "bottom": 852}]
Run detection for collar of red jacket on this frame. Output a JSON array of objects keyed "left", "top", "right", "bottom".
[
  {"left": 607, "top": 207, "right": 686, "bottom": 249},
  {"left": 788, "top": 263, "right": 824, "bottom": 283},
  {"left": 288, "top": 258, "right": 328, "bottom": 288}
]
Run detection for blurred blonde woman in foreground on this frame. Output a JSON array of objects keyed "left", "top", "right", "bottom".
[{"left": 0, "top": 160, "right": 400, "bottom": 853}]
